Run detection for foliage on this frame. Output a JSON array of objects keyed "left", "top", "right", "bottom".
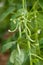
[{"left": 0, "top": 0, "right": 43, "bottom": 65}]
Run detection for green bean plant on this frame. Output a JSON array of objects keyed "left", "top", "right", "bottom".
[{"left": 1, "top": 0, "right": 43, "bottom": 65}]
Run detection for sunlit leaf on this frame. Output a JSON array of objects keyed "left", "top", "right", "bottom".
[{"left": 10, "top": 49, "right": 25, "bottom": 65}]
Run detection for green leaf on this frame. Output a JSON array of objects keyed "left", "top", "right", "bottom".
[
  {"left": 0, "top": 6, "right": 15, "bottom": 22},
  {"left": 7, "top": 61, "right": 13, "bottom": 65},
  {"left": 10, "top": 49, "right": 25, "bottom": 65},
  {"left": 39, "top": 0, "right": 43, "bottom": 9},
  {"left": 37, "top": 13, "right": 43, "bottom": 28},
  {"left": 1, "top": 41, "right": 16, "bottom": 53},
  {"left": 39, "top": 38, "right": 43, "bottom": 49}
]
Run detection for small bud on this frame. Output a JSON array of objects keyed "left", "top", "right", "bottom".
[
  {"left": 37, "top": 29, "right": 41, "bottom": 34},
  {"left": 13, "top": 20, "right": 16, "bottom": 24},
  {"left": 10, "top": 18, "right": 13, "bottom": 21},
  {"left": 35, "top": 15, "right": 37, "bottom": 18},
  {"left": 8, "top": 30, "right": 11, "bottom": 32},
  {"left": 22, "top": 16, "right": 24, "bottom": 19},
  {"left": 18, "top": 18, "right": 20, "bottom": 21}
]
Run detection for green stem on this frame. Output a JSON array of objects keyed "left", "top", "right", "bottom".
[
  {"left": 30, "top": 0, "right": 38, "bottom": 11},
  {"left": 28, "top": 41, "right": 32, "bottom": 65},
  {"left": 22, "top": 0, "right": 26, "bottom": 9},
  {"left": 34, "top": 11, "right": 38, "bottom": 40},
  {"left": 17, "top": 44, "right": 20, "bottom": 54},
  {"left": 24, "top": 21, "right": 32, "bottom": 65},
  {"left": 34, "top": 11, "right": 40, "bottom": 55},
  {"left": 19, "top": 23, "right": 22, "bottom": 38}
]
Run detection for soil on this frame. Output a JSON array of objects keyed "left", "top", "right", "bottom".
[{"left": 0, "top": 51, "right": 10, "bottom": 65}]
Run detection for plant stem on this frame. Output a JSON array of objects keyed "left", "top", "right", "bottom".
[
  {"left": 28, "top": 41, "right": 32, "bottom": 65},
  {"left": 19, "top": 24, "right": 22, "bottom": 38},
  {"left": 34, "top": 11, "right": 40, "bottom": 55},
  {"left": 22, "top": 0, "right": 26, "bottom": 9},
  {"left": 24, "top": 22, "right": 32, "bottom": 65},
  {"left": 17, "top": 43, "right": 20, "bottom": 54}
]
